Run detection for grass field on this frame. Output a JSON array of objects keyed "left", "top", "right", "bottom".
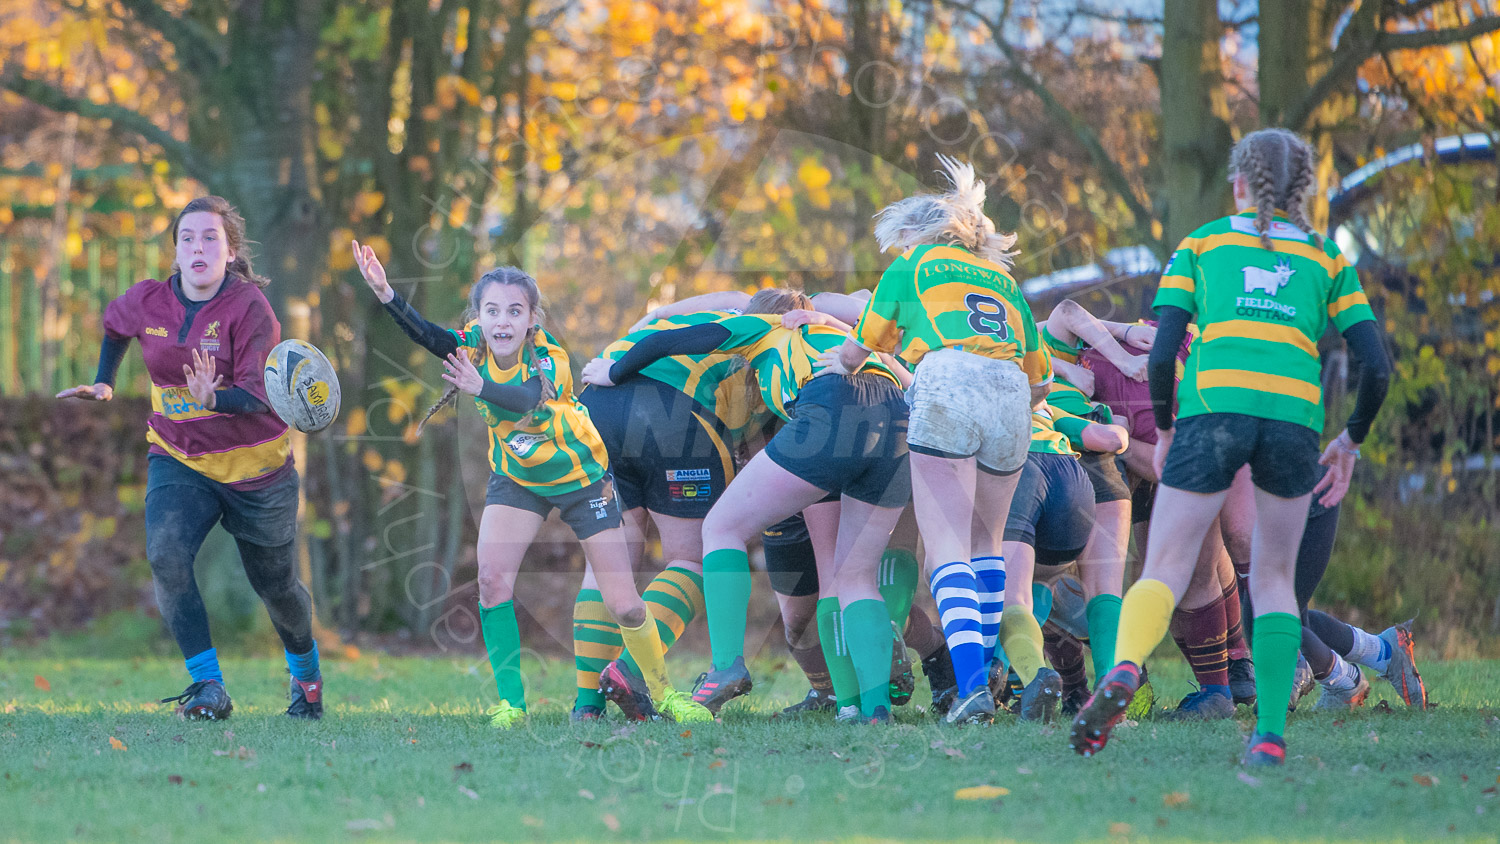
[{"left": 2, "top": 652, "right": 1497, "bottom": 843}]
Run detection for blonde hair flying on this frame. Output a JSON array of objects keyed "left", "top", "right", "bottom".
[{"left": 873, "top": 155, "right": 1019, "bottom": 268}]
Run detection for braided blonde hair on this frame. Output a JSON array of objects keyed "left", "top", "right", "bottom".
[
  {"left": 874, "top": 155, "right": 1020, "bottom": 268},
  {"left": 1228, "top": 129, "right": 1323, "bottom": 251},
  {"left": 415, "top": 267, "right": 558, "bottom": 436}
]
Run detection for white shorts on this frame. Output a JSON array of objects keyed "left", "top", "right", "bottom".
[{"left": 906, "top": 348, "right": 1032, "bottom": 474}]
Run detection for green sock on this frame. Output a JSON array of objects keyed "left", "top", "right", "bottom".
[
  {"left": 1253, "top": 611, "right": 1303, "bottom": 736},
  {"left": 843, "top": 598, "right": 894, "bottom": 716},
  {"left": 480, "top": 600, "right": 526, "bottom": 710},
  {"left": 817, "top": 597, "right": 860, "bottom": 710},
  {"left": 571, "top": 588, "right": 621, "bottom": 709},
  {"left": 703, "top": 548, "right": 752, "bottom": 670},
  {"left": 1085, "top": 594, "right": 1123, "bottom": 685},
  {"left": 622, "top": 566, "right": 704, "bottom": 675},
  {"left": 877, "top": 548, "right": 919, "bottom": 629}
]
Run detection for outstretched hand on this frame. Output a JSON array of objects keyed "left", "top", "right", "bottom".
[
  {"left": 183, "top": 348, "right": 223, "bottom": 410},
  {"left": 1124, "top": 323, "right": 1156, "bottom": 352},
  {"left": 441, "top": 352, "right": 485, "bottom": 396},
  {"left": 351, "top": 239, "right": 395, "bottom": 304},
  {"left": 56, "top": 383, "right": 113, "bottom": 401}
]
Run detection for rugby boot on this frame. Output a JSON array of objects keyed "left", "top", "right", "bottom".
[
  {"left": 1069, "top": 663, "right": 1140, "bottom": 757},
  {"left": 1378, "top": 621, "right": 1428, "bottom": 709},
  {"left": 689, "top": 656, "right": 753, "bottom": 714},
  {"left": 161, "top": 680, "right": 233, "bottom": 721}
]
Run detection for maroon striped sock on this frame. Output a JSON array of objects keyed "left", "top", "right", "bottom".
[{"left": 1169, "top": 597, "right": 1230, "bottom": 688}]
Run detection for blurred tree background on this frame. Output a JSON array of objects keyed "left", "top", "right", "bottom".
[{"left": 1, "top": 0, "right": 1497, "bottom": 655}]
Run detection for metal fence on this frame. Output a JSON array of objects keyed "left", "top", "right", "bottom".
[{"left": 0, "top": 238, "right": 172, "bottom": 396}]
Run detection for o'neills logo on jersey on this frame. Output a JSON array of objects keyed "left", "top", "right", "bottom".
[
  {"left": 505, "top": 431, "right": 548, "bottom": 457},
  {"left": 145, "top": 326, "right": 168, "bottom": 338},
  {"left": 199, "top": 320, "right": 222, "bottom": 353}
]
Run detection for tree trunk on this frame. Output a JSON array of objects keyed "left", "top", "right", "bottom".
[{"left": 1159, "top": 0, "right": 1233, "bottom": 248}]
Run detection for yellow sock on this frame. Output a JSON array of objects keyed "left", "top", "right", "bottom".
[
  {"left": 1000, "top": 609, "right": 1046, "bottom": 685},
  {"left": 1115, "top": 579, "right": 1177, "bottom": 667},
  {"left": 618, "top": 608, "right": 671, "bottom": 699}
]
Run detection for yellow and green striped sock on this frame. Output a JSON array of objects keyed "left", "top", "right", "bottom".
[
  {"left": 571, "top": 588, "right": 621, "bottom": 709},
  {"left": 622, "top": 566, "right": 705, "bottom": 675}
]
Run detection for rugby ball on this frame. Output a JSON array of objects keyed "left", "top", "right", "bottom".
[{"left": 264, "top": 339, "right": 341, "bottom": 433}]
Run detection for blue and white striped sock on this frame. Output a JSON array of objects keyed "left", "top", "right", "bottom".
[
  {"left": 930, "top": 561, "right": 987, "bottom": 695},
  {"left": 971, "top": 556, "right": 1006, "bottom": 664}
]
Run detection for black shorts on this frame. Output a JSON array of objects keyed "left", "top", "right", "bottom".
[
  {"left": 1079, "top": 451, "right": 1130, "bottom": 505},
  {"left": 1131, "top": 479, "right": 1156, "bottom": 524},
  {"left": 765, "top": 373, "right": 910, "bottom": 508},
  {"left": 1160, "top": 413, "right": 1321, "bottom": 499},
  {"left": 1003, "top": 452, "right": 1095, "bottom": 565},
  {"left": 581, "top": 378, "right": 735, "bottom": 518},
  {"left": 763, "top": 512, "right": 819, "bottom": 597},
  {"left": 484, "top": 472, "right": 623, "bottom": 540}
]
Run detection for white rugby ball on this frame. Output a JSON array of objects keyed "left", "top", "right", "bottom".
[{"left": 264, "top": 339, "right": 341, "bottom": 433}]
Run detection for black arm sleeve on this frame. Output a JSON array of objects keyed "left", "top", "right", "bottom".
[
  {"left": 213, "top": 387, "right": 270, "bottom": 415},
  {"left": 1149, "top": 305, "right": 1192, "bottom": 432},
  {"left": 1340, "top": 320, "right": 1390, "bottom": 444},
  {"left": 94, "top": 335, "right": 130, "bottom": 386},
  {"left": 478, "top": 378, "right": 545, "bottom": 414},
  {"left": 383, "top": 291, "right": 460, "bottom": 359},
  {"left": 608, "top": 323, "right": 732, "bottom": 384}
]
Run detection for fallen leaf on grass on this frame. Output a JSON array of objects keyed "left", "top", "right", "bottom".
[
  {"left": 212, "top": 746, "right": 254, "bottom": 760},
  {"left": 168, "top": 775, "right": 183, "bottom": 785},
  {"left": 942, "top": 748, "right": 966, "bottom": 759},
  {"left": 1481, "top": 786, "right": 1497, "bottom": 796},
  {"left": 708, "top": 760, "right": 725, "bottom": 770},
  {"left": 3, "top": 702, "right": 15, "bottom": 714},
  {"left": 580, "top": 741, "right": 601, "bottom": 748},
  {"left": 578, "top": 788, "right": 596, "bottom": 800},
  {"left": 108, "top": 737, "right": 126, "bottom": 751},
  {"left": 521, "top": 816, "right": 543, "bottom": 828},
  {"left": 713, "top": 747, "right": 728, "bottom": 755},
  {"left": 34, "top": 676, "right": 50, "bottom": 692},
  {"left": 1016, "top": 767, "right": 1033, "bottom": 775},
  {"left": 1237, "top": 772, "right": 1262, "bottom": 787},
  {"left": 453, "top": 762, "right": 473, "bottom": 777},
  {"left": 680, "top": 730, "right": 692, "bottom": 738},
  {"left": 1163, "top": 791, "right": 1190, "bottom": 808},
  {"left": 954, "top": 785, "right": 1009, "bottom": 800},
  {"left": 1413, "top": 774, "right": 1439, "bottom": 787},
  {"left": 602, "top": 813, "right": 620, "bottom": 832},
  {"left": 1108, "top": 822, "right": 1132, "bottom": 836},
  {"left": 457, "top": 786, "right": 479, "bottom": 800}
]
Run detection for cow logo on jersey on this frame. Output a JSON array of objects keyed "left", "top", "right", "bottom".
[
  {"left": 1242, "top": 260, "right": 1295, "bottom": 296},
  {"left": 964, "top": 293, "right": 1010, "bottom": 341},
  {"left": 505, "top": 431, "right": 548, "bottom": 457},
  {"left": 200, "top": 320, "right": 222, "bottom": 352}
]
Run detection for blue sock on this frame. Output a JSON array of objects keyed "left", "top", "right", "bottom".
[
  {"left": 1202, "top": 683, "right": 1231, "bottom": 699},
  {"left": 971, "top": 556, "right": 1005, "bottom": 664},
  {"left": 185, "top": 647, "right": 223, "bottom": 684},
  {"left": 285, "top": 642, "right": 321, "bottom": 682},
  {"left": 931, "top": 562, "right": 987, "bottom": 695}
]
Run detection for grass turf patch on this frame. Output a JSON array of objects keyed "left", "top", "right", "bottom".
[{"left": 1, "top": 654, "right": 1497, "bottom": 842}]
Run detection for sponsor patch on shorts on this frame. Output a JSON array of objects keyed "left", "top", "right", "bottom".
[
  {"left": 668, "top": 482, "right": 713, "bottom": 502},
  {"left": 665, "top": 468, "right": 711, "bottom": 481}
]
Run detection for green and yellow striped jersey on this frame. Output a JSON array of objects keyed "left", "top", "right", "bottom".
[
  {"left": 1029, "top": 402, "right": 1085, "bottom": 456},
  {"left": 708, "top": 313, "right": 901, "bottom": 421},
  {"left": 853, "top": 244, "right": 1051, "bottom": 383},
  {"left": 601, "top": 311, "right": 766, "bottom": 444},
  {"left": 1153, "top": 209, "right": 1375, "bottom": 431},
  {"left": 452, "top": 324, "right": 609, "bottom": 495}
]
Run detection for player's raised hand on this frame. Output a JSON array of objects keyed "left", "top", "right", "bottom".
[
  {"left": 441, "top": 352, "right": 485, "bottom": 396},
  {"left": 56, "top": 383, "right": 114, "bottom": 401},
  {"left": 183, "top": 348, "right": 223, "bottom": 409},
  {"left": 351, "top": 239, "right": 395, "bottom": 304}
]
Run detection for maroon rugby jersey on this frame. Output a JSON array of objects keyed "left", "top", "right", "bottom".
[
  {"left": 1081, "top": 320, "right": 1195, "bottom": 446},
  {"left": 103, "top": 275, "right": 292, "bottom": 488}
]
